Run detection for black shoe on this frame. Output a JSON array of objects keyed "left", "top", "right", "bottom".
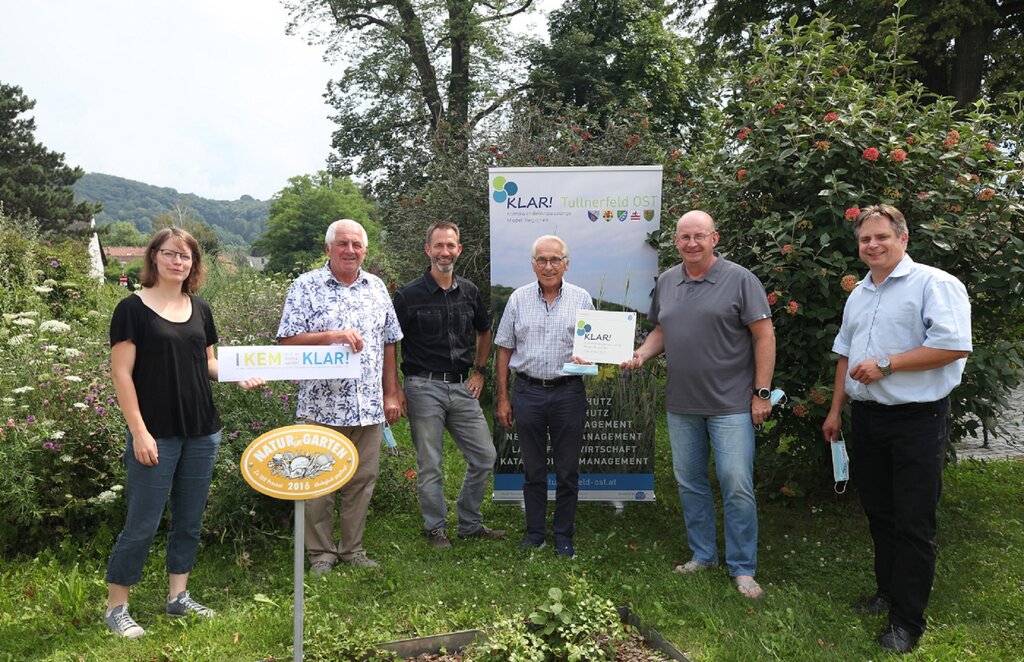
[
  {"left": 554, "top": 540, "right": 576, "bottom": 559},
  {"left": 458, "top": 525, "right": 507, "bottom": 540},
  {"left": 877, "top": 625, "right": 919, "bottom": 654},
  {"left": 517, "top": 537, "right": 546, "bottom": 550},
  {"left": 851, "top": 593, "right": 890, "bottom": 615}
]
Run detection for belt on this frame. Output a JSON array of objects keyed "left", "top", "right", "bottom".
[
  {"left": 516, "top": 372, "right": 581, "bottom": 388},
  {"left": 411, "top": 370, "right": 470, "bottom": 383}
]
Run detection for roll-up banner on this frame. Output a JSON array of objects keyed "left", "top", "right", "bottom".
[{"left": 488, "top": 166, "right": 663, "bottom": 502}]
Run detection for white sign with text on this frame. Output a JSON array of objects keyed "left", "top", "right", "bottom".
[
  {"left": 218, "top": 345, "right": 361, "bottom": 382},
  {"left": 571, "top": 310, "right": 638, "bottom": 365}
]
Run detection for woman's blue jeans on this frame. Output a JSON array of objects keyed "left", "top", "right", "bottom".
[
  {"left": 105, "top": 430, "right": 221, "bottom": 586},
  {"left": 667, "top": 412, "right": 758, "bottom": 577}
]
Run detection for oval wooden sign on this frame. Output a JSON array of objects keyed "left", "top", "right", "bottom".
[{"left": 240, "top": 424, "right": 359, "bottom": 500}]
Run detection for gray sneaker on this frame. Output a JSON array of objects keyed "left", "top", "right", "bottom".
[
  {"left": 344, "top": 552, "right": 380, "bottom": 568},
  {"left": 105, "top": 604, "right": 145, "bottom": 638},
  {"left": 310, "top": 560, "right": 335, "bottom": 577},
  {"left": 426, "top": 527, "right": 453, "bottom": 549},
  {"left": 166, "top": 591, "right": 214, "bottom": 618}
]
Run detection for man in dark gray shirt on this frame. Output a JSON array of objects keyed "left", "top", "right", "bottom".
[{"left": 623, "top": 210, "right": 775, "bottom": 599}]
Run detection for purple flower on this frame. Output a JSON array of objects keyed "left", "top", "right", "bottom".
[
  {"left": 50, "top": 259, "right": 60, "bottom": 268},
  {"left": 251, "top": 421, "right": 264, "bottom": 431},
  {"left": 108, "top": 397, "right": 116, "bottom": 404},
  {"left": 227, "top": 430, "right": 242, "bottom": 440},
  {"left": 94, "top": 406, "right": 106, "bottom": 416},
  {"left": 86, "top": 396, "right": 95, "bottom": 404},
  {"left": 26, "top": 416, "right": 36, "bottom": 424},
  {"left": 43, "top": 441, "right": 61, "bottom": 452}
]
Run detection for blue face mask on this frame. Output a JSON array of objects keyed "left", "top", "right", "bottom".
[{"left": 831, "top": 434, "right": 849, "bottom": 493}]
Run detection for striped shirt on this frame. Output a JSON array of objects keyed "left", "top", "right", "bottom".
[{"left": 495, "top": 280, "right": 594, "bottom": 380}]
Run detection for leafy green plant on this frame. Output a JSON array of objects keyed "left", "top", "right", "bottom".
[{"left": 664, "top": 7, "right": 1024, "bottom": 488}]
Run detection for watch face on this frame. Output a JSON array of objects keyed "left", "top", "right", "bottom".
[{"left": 757, "top": 388, "right": 771, "bottom": 399}]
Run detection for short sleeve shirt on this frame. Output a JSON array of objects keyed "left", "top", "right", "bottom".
[
  {"left": 494, "top": 280, "right": 594, "bottom": 380},
  {"left": 650, "top": 256, "right": 772, "bottom": 415},
  {"left": 832, "top": 254, "right": 972, "bottom": 404},
  {"left": 393, "top": 271, "right": 490, "bottom": 376},
  {"left": 109, "top": 293, "right": 221, "bottom": 437},
  {"left": 276, "top": 264, "right": 403, "bottom": 426}
]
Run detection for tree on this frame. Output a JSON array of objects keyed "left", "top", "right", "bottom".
[
  {"left": 665, "top": 11, "right": 1024, "bottom": 486},
  {"left": 528, "top": 0, "right": 704, "bottom": 136},
  {"left": 152, "top": 203, "right": 222, "bottom": 257},
  {"left": 253, "top": 172, "right": 377, "bottom": 276},
  {"left": 285, "top": 0, "right": 535, "bottom": 199},
  {"left": 687, "top": 0, "right": 1024, "bottom": 109},
  {"left": 100, "top": 220, "right": 148, "bottom": 246},
  {"left": 0, "top": 82, "right": 100, "bottom": 233}
]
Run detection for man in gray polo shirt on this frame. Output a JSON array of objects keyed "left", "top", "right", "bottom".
[{"left": 623, "top": 210, "right": 775, "bottom": 599}]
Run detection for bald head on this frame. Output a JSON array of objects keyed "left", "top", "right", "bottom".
[{"left": 676, "top": 210, "right": 715, "bottom": 234}]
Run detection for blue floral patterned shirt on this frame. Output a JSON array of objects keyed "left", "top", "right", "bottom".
[{"left": 276, "top": 264, "right": 403, "bottom": 426}]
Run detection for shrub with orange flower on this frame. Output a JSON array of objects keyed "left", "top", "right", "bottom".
[
  {"left": 978, "top": 188, "right": 996, "bottom": 201},
  {"left": 737, "top": 169, "right": 748, "bottom": 182},
  {"left": 823, "top": 111, "right": 838, "bottom": 122},
  {"left": 890, "top": 148, "right": 907, "bottom": 162},
  {"left": 786, "top": 300, "right": 799, "bottom": 315},
  {"left": 841, "top": 274, "right": 858, "bottom": 292},
  {"left": 845, "top": 207, "right": 860, "bottom": 221},
  {"left": 862, "top": 147, "right": 880, "bottom": 161}
]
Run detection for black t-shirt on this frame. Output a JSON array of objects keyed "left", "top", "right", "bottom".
[
  {"left": 109, "top": 293, "right": 222, "bottom": 438},
  {"left": 393, "top": 271, "right": 490, "bottom": 376}
]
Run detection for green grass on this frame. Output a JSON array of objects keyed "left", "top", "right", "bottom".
[{"left": 2, "top": 419, "right": 1022, "bottom": 661}]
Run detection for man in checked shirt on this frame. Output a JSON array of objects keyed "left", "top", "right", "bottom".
[{"left": 495, "top": 235, "right": 594, "bottom": 559}]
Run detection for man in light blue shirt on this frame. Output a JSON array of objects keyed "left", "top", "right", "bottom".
[
  {"left": 495, "top": 235, "right": 594, "bottom": 558},
  {"left": 823, "top": 204, "right": 971, "bottom": 654}
]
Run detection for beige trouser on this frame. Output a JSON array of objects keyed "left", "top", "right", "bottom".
[{"left": 302, "top": 421, "right": 383, "bottom": 564}]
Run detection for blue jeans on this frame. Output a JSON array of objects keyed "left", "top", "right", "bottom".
[
  {"left": 105, "top": 430, "right": 221, "bottom": 586},
  {"left": 667, "top": 412, "right": 758, "bottom": 577},
  {"left": 405, "top": 375, "right": 496, "bottom": 535}
]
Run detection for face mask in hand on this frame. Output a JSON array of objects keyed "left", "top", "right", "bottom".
[{"left": 831, "top": 433, "right": 849, "bottom": 494}]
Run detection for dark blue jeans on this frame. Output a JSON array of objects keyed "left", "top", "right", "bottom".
[
  {"left": 512, "top": 377, "right": 586, "bottom": 545},
  {"left": 851, "top": 399, "right": 948, "bottom": 637},
  {"left": 105, "top": 430, "right": 221, "bottom": 586}
]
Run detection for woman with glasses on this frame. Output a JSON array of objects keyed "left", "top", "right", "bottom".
[{"left": 103, "top": 227, "right": 263, "bottom": 638}]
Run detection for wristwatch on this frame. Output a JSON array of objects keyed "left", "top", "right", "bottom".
[
  {"left": 756, "top": 387, "right": 772, "bottom": 400},
  {"left": 475, "top": 365, "right": 490, "bottom": 378},
  {"left": 876, "top": 357, "right": 892, "bottom": 377}
]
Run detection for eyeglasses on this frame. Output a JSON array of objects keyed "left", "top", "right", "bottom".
[
  {"left": 533, "top": 257, "right": 566, "bottom": 267},
  {"left": 675, "top": 233, "right": 713, "bottom": 244},
  {"left": 156, "top": 249, "right": 193, "bottom": 262}
]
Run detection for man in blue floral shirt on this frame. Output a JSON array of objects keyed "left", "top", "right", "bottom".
[{"left": 276, "top": 219, "right": 403, "bottom": 573}]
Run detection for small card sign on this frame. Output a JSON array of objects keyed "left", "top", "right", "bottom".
[
  {"left": 240, "top": 425, "right": 359, "bottom": 500},
  {"left": 571, "top": 310, "right": 638, "bottom": 365},
  {"left": 218, "top": 345, "right": 360, "bottom": 382}
]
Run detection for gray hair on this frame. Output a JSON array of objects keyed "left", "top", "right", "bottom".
[
  {"left": 325, "top": 219, "right": 368, "bottom": 246},
  {"left": 531, "top": 234, "right": 569, "bottom": 258}
]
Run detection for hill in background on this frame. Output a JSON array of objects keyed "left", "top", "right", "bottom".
[{"left": 73, "top": 173, "right": 270, "bottom": 246}]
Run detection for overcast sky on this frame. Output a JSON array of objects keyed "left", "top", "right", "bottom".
[
  {"left": 1, "top": 1, "right": 341, "bottom": 201},
  {"left": 0, "top": 1, "right": 556, "bottom": 202}
]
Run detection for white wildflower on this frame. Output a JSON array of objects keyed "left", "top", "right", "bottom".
[
  {"left": 34, "top": 286, "right": 54, "bottom": 294},
  {"left": 63, "top": 348, "right": 82, "bottom": 358},
  {"left": 73, "top": 402, "right": 88, "bottom": 410},
  {"left": 111, "top": 484, "right": 123, "bottom": 492},
  {"left": 11, "top": 386, "right": 34, "bottom": 394},
  {"left": 1, "top": 397, "right": 14, "bottom": 405},
  {"left": 52, "top": 430, "right": 65, "bottom": 439},
  {"left": 39, "top": 320, "right": 71, "bottom": 333},
  {"left": 94, "top": 490, "right": 118, "bottom": 504},
  {"left": 60, "top": 454, "right": 73, "bottom": 463},
  {"left": 42, "top": 279, "right": 58, "bottom": 287},
  {"left": 64, "top": 375, "right": 83, "bottom": 383},
  {"left": 8, "top": 334, "right": 32, "bottom": 346},
  {"left": 43, "top": 344, "right": 58, "bottom": 353},
  {"left": 12, "top": 318, "right": 36, "bottom": 327}
]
